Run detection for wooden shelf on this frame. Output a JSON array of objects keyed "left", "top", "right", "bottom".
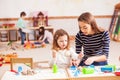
[{"left": 0, "top": 26, "right": 54, "bottom": 42}]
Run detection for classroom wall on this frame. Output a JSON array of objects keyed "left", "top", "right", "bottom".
[
  {"left": 0, "top": 0, "right": 119, "bottom": 17},
  {"left": 0, "top": 0, "right": 119, "bottom": 35}
]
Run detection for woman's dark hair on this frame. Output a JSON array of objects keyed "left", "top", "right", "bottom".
[
  {"left": 39, "top": 26, "right": 45, "bottom": 35},
  {"left": 38, "top": 26, "right": 45, "bottom": 40},
  {"left": 78, "top": 12, "right": 104, "bottom": 33},
  {"left": 20, "top": 11, "right": 26, "bottom": 17}
]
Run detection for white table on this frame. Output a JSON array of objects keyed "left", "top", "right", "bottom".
[
  {"left": 67, "top": 67, "right": 120, "bottom": 80},
  {"left": 1, "top": 68, "right": 69, "bottom": 80}
]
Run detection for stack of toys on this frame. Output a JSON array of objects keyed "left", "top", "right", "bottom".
[
  {"left": 24, "top": 41, "right": 46, "bottom": 49},
  {"left": 24, "top": 41, "right": 35, "bottom": 49},
  {"left": 0, "top": 52, "right": 18, "bottom": 63},
  {"left": 34, "top": 42, "right": 46, "bottom": 48}
]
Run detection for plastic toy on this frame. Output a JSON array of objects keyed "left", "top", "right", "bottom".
[
  {"left": 24, "top": 41, "right": 35, "bottom": 49},
  {"left": 82, "top": 67, "right": 94, "bottom": 74},
  {"left": 101, "top": 65, "right": 116, "bottom": 72},
  {"left": 70, "top": 66, "right": 77, "bottom": 70},
  {"left": 41, "top": 42, "right": 46, "bottom": 48},
  {"left": 52, "top": 64, "right": 58, "bottom": 73},
  {"left": 114, "top": 72, "right": 120, "bottom": 76},
  {"left": 106, "top": 65, "right": 116, "bottom": 71},
  {"left": 101, "top": 67, "right": 113, "bottom": 72},
  {"left": 74, "top": 69, "right": 80, "bottom": 77}
]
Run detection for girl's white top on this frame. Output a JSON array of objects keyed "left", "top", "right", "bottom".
[{"left": 49, "top": 48, "right": 79, "bottom": 68}]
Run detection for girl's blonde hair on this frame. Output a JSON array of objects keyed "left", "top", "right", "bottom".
[{"left": 52, "top": 29, "right": 70, "bottom": 51}]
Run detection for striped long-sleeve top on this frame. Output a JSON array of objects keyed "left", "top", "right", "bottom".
[{"left": 75, "top": 30, "right": 110, "bottom": 66}]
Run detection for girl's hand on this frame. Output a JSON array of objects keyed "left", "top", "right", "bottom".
[
  {"left": 52, "top": 50, "right": 57, "bottom": 58},
  {"left": 71, "top": 59, "right": 80, "bottom": 67}
]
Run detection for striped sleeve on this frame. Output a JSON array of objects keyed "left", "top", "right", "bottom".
[
  {"left": 75, "top": 32, "right": 83, "bottom": 54},
  {"left": 102, "top": 31, "right": 110, "bottom": 57}
]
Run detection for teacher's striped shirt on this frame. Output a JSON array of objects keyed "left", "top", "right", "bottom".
[{"left": 75, "top": 30, "right": 110, "bottom": 66}]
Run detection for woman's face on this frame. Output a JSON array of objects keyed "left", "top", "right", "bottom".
[
  {"left": 57, "top": 35, "right": 68, "bottom": 50},
  {"left": 39, "top": 29, "right": 43, "bottom": 32},
  {"left": 79, "top": 21, "right": 93, "bottom": 35}
]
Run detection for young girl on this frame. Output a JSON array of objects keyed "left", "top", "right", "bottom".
[
  {"left": 75, "top": 12, "right": 110, "bottom": 66},
  {"left": 37, "top": 26, "right": 53, "bottom": 44},
  {"left": 49, "top": 29, "right": 81, "bottom": 68}
]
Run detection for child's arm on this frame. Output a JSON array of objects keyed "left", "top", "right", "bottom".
[{"left": 49, "top": 50, "right": 57, "bottom": 67}]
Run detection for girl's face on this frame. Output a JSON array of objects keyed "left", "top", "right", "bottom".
[
  {"left": 79, "top": 21, "right": 94, "bottom": 35},
  {"left": 57, "top": 35, "right": 68, "bottom": 50}
]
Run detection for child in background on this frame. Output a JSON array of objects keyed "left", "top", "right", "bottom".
[
  {"left": 49, "top": 29, "right": 81, "bottom": 68},
  {"left": 37, "top": 26, "right": 53, "bottom": 44},
  {"left": 16, "top": 11, "right": 27, "bottom": 45}
]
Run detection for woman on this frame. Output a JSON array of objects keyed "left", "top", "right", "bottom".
[
  {"left": 37, "top": 26, "right": 53, "bottom": 44},
  {"left": 75, "top": 12, "right": 110, "bottom": 66}
]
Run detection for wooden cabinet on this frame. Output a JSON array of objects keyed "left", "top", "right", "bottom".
[{"left": 0, "top": 30, "right": 9, "bottom": 42}]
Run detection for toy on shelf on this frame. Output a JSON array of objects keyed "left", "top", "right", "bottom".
[{"left": 32, "top": 11, "right": 48, "bottom": 27}]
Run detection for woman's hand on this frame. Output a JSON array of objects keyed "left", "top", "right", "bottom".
[
  {"left": 78, "top": 53, "right": 84, "bottom": 59},
  {"left": 84, "top": 57, "right": 95, "bottom": 65}
]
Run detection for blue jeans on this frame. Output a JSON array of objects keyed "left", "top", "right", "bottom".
[
  {"left": 44, "top": 38, "right": 49, "bottom": 44},
  {"left": 19, "top": 28, "right": 26, "bottom": 45}
]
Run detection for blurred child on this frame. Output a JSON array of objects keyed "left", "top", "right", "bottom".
[
  {"left": 37, "top": 26, "right": 53, "bottom": 44},
  {"left": 49, "top": 29, "right": 81, "bottom": 68},
  {"left": 16, "top": 11, "right": 26, "bottom": 45}
]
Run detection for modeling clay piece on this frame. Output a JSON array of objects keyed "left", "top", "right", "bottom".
[
  {"left": 70, "top": 66, "right": 77, "bottom": 70},
  {"left": 101, "top": 67, "right": 113, "bottom": 72},
  {"left": 52, "top": 64, "right": 58, "bottom": 73},
  {"left": 106, "top": 65, "right": 116, "bottom": 71},
  {"left": 74, "top": 70, "right": 80, "bottom": 77},
  {"left": 17, "top": 66, "right": 22, "bottom": 75},
  {"left": 82, "top": 67, "right": 94, "bottom": 74},
  {"left": 114, "top": 72, "right": 120, "bottom": 76}
]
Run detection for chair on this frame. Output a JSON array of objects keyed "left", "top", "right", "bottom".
[{"left": 10, "top": 58, "right": 33, "bottom": 70}]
